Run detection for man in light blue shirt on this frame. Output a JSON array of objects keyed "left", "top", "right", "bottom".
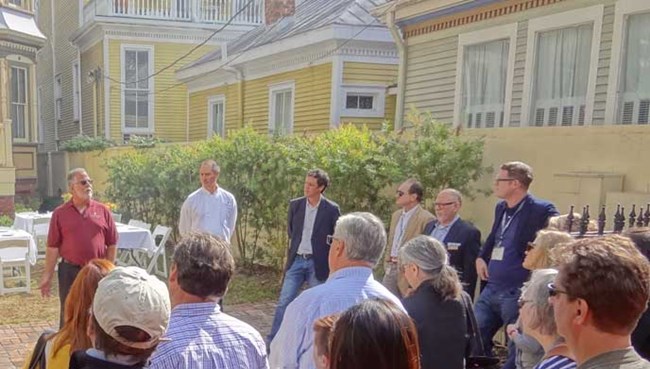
[
  {"left": 269, "top": 212, "right": 403, "bottom": 369},
  {"left": 179, "top": 160, "right": 237, "bottom": 242}
]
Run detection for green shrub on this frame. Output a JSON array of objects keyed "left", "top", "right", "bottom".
[
  {"left": 104, "top": 111, "right": 489, "bottom": 268},
  {"left": 60, "top": 135, "right": 115, "bottom": 152}
]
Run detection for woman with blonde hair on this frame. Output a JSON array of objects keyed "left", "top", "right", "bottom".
[
  {"left": 522, "top": 229, "right": 574, "bottom": 270},
  {"left": 22, "top": 259, "right": 115, "bottom": 369}
]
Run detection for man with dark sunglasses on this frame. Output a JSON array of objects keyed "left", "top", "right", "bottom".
[
  {"left": 39, "top": 167, "right": 118, "bottom": 327},
  {"left": 550, "top": 236, "right": 650, "bottom": 369},
  {"left": 382, "top": 178, "right": 434, "bottom": 297}
]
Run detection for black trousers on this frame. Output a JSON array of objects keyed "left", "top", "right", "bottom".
[{"left": 57, "top": 261, "right": 81, "bottom": 328}]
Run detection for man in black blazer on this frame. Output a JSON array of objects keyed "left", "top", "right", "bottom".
[
  {"left": 474, "top": 161, "right": 558, "bottom": 369},
  {"left": 267, "top": 169, "right": 341, "bottom": 345},
  {"left": 422, "top": 188, "right": 480, "bottom": 299}
]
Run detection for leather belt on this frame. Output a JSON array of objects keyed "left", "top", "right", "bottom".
[
  {"left": 60, "top": 258, "right": 81, "bottom": 267},
  {"left": 296, "top": 253, "right": 313, "bottom": 259}
]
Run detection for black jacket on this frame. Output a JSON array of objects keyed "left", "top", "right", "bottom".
[{"left": 69, "top": 351, "right": 145, "bottom": 369}]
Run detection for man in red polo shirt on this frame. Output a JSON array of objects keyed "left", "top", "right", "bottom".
[{"left": 39, "top": 168, "right": 118, "bottom": 326}]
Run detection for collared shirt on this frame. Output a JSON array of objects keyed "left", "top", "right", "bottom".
[
  {"left": 269, "top": 266, "right": 405, "bottom": 369},
  {"left": 47, "top": 200, "right": 118, "bottom": 265},
  {"left": 297, "top": 197, "right": 321, "bottom": 255},
  {"left": 179, "top": 187, "right": 238, "bottom": 241},
  {"left": 430, "top": 215, "right": 460, "bottom": 243},
  {"left": 391, "top": 205, "right": 420, "bottom": 257},
  {"left": 148, "top": 302, "right": 268, "bottom": 369}
]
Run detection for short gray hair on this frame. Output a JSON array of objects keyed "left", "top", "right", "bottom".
[
  {"left": 521, "top": 268, "right": 558, "bottom": 336},
  {"left": 399, "top": 236, "right": 463, "bottom": 300},
  {"left": 334, "top": 212, "right": 386, "bottom": 266},
  {"left": 67, "top": 168, "right": 87, "bottom": 185},
  {"left": 201, "top": 159, "right": 220, "bottom": 173},
  {"left": 438, "top": 188, "right": 462, "bottom": 205}
]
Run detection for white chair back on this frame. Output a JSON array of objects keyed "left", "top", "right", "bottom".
[
  {"left": 0, "top": 238, "right": 31, "bottom": 295},
  {"left": 31, "top": 217, "right": 50, "bottom": 259},
  {"left": 147, "top": 225, "right": 172, "bottom": 279},
  {"left": 112, "top": 213, "right": 123, "bottom": 223},
  {"left": 128, "top": 219, "right": 151, "bottom": 231}
]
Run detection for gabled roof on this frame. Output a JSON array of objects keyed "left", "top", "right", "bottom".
[{"left": 180, "top": 0, "right": 389, "bottom": 71}]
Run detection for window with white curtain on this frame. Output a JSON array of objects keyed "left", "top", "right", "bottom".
[
  {"left": 531, "top": 24, "right": 593, "bottom": 127},
  {"left": 269, "top": 82, "right": 294, "bottom": 136},
  {"left": 11, "top": 66, "right": 27, "bottom": 139},
  {"left": 461, "top": 39, "right": 509, "bottom": 128},
  {"left": 619, "top": 11, "right": 650, "bottom": 124}
]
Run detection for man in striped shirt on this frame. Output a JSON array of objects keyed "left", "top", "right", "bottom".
[
  {"left": 269, "top": 212, "right": 404, "bottom": 369},
  {"left": 148, "top": 233, "right": 268, "bottom": 369}
]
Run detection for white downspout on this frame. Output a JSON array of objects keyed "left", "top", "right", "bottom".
[{"left": 387, "top": 7, "right": 406, "bottom": 130}]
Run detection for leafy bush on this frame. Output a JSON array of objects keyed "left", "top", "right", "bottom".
[
  {"left": 127, "top": 135, "right": 167, "bottom": 148},
  {"left": 60, "top": 135, "right": 115, "bottom": 152},
  {"left": 0, "top": 215, "right": 12, "bottom": 227},
  {"left": 104, "top": 110, "right": 489, "bottom": 267}
]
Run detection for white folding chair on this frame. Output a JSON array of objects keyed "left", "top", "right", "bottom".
[
  {"left": 128, "top": 219, "right": 151, "bottom": 231},
  {"left": 0, "top": 238, "right": 31, "bottom": 295},
  {"left": 146, "top": 225, "right": 172, "bottom": 280},
  {"left": 112, "top": 213, "right": 123, "bottom": 223},
  {"left": 30, "top": 217, "right": 50, "bottom": 260}
]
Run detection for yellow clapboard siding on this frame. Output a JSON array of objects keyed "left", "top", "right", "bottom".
[
  {"left": 342, "top": 62, "right": 398, "bottom": 85},
  {"left": 188, "top": 84, "right": 241, "bottom": 141},
  {"left": 81, "top": 41, "right": 103, "bottom": 138},
  {"left": 108, "top": 40, "right": 216, "bottom": 142},
  {"left": 340, "top": 94, "right": 396, "bottom": 131}
]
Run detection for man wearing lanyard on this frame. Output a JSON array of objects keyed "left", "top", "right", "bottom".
[{"left": 475, "top": 161, "right": 558, "bottom": 368}]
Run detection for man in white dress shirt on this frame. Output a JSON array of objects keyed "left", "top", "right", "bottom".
[{"left": 179, "top": 160, "right": 237, "bottom": 242}]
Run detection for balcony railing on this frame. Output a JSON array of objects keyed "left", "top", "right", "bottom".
[{"left": 84, "top": 0, "right": 264, "bottom": 25}]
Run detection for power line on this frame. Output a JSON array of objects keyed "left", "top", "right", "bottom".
[{"left": 104, "top": 0, "right": 259, "bottom": 86}]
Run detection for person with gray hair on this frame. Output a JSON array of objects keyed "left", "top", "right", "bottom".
[
  {"left": 148, "top": 233, "right": 268, "bottom": 369},
  {"left": 519, "top": 269, "right": 575, "bottom": 369},
  {"left": 270, "top": 212, "right": 404, "bottom": 369},
  {"left": 399, "top": 235, "right": 480, "bottom": 369},
  {"left": 40, "top": 167, "right": 118, "bottom": 328},
  {"left": 179, "top": 159, "right": 237, "bottom": 241}
]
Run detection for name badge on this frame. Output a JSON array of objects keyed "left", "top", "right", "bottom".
[
  {"left": 491, "top": 246, "right": 505, "bottom": 261},
  {"left": 447, "top": 242, "right": 460, "bottom": 251}
]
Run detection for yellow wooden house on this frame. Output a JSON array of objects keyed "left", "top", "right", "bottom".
[
  {"left": 0, "top": 0, "right": 45, "bottom": 214},
  {"left": 35, "top": 0, "right": 264, "bottom": 195},
  {"left": 177, "top": 0, "right": 399, "bottom": 139}
]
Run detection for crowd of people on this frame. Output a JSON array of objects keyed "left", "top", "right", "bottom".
[{"left": 21, "top": 160, "right": 650, "bottom": 369}]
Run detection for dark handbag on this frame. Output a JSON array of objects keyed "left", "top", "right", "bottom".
[
  {"left": 26, "top": 330, "right": 54, "bottom": 369},
  {"left": 461, "top": 293, "right": 500, "bottom": 369}
]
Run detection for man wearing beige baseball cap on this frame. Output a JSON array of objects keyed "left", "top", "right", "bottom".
[{"left": 68, "top": 266, "right": 171, "bottom": 369}]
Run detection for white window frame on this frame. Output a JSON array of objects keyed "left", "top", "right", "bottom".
[
  {"left": 207, "top": 95, "right": 226, "bottom": 138},
  {"left": 72, "top": 61, "right": 81, "bottom": 122},
  {"left": 120, "top": 44, "right": 154, "bottom": 135},
  {"left": 453, "top": 23, "right": 517, "bottom": 128},
  {"left": 10, "top": 66, "right": 28, "bottom": 141},
  {"left": 268, "top": 81, "right": 295, "bottom": 135},
  {"left": 521, "top": 5, "right": 603, "bottom": 126},
  {"left": 55, "top": 74, "right": 62, "bottom": 123},
  {"left": 605, "top": 0, "right": 650, "bottom": 124},
  {"left": 340, "top": 85, "right": 386, "bottom": 118}
]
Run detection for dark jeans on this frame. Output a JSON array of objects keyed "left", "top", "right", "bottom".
[
  {"left": 474, "top": 284, "right": 521, "bottom": 367},
  {"left": 58, "top": 260, "right": 81, "bottom": 328}
]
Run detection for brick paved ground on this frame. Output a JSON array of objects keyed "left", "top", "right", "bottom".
[{"left": 0, "top": 301, "right": 276, "bottom": 369}]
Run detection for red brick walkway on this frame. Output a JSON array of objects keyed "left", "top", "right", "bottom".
[{"left": 0, "top": 301, "right": 276, "bottom": 369}]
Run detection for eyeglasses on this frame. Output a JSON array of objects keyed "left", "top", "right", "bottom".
[
  {"left": 77, "top": 179, "right": 93, "bottom": 186},
  {"left": 434, "top": 202, "right": 455, "bottom": 207},
  {"left": 326, "top": 235, "right": 338, "bottom": 246},
  {"left": 526, "top": 242, "right": 535, "bottom": 253},
  {"left": 547, "top": 282, "right": 570, "bottom": 298},
  {"left": 396, "top": 190, "right": 405, "bottom": 197},
  {"left": 495, "top": 178, "right": 516, "bottom": 183}
]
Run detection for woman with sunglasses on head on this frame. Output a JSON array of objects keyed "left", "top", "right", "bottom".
[
  {"left": 398, "top": 235, "right": 476, "bottom": 369},
  {"left": 519, "top": 269, "right": 576, "bottom": 369}
]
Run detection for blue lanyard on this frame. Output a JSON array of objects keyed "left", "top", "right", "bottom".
[{"left": 497, "top": 200, "right": 525, "bottom": 243}]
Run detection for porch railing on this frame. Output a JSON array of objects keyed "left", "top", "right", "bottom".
[
  {"left": 564, "top": 203, "right": 650, "bottom": 238},
  {"left": 84, "top": 0, "right": 264, "bottom": 25}
]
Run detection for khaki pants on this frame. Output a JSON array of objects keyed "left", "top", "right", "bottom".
[{"left": 382, "top": 263, "right": 409, "bottom": 298}]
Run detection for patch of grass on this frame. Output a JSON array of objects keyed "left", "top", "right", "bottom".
[
  {"left": 0, "top": 261, "right": 59, "bottom": 325},
  {"left": 225, "top": 264, "right": 282, "bottom": 305}
]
